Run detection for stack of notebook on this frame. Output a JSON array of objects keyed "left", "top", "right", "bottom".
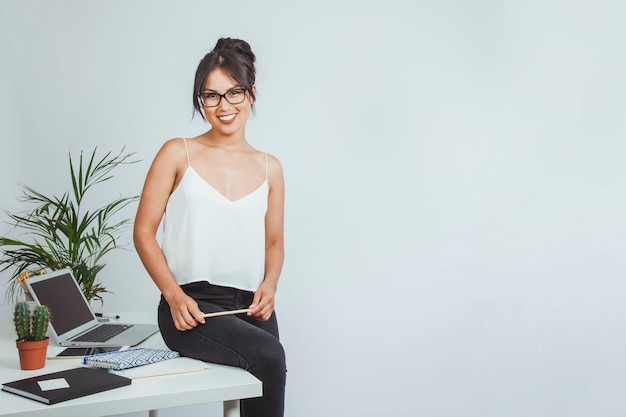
[
  {"left": 83, "top": 348, "right": 180, "bottom": 371},
  {"left": 2, "top": 348, "right": 206, "bottom": 405}
]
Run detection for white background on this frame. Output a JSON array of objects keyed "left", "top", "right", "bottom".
[{"left": 1, "top": 1, "right": 625, "bottom": 416}]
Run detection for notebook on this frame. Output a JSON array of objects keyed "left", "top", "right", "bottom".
[
  {"left": 2, "top": 367, "right": 131, "bottom": 405},
  {"left": 108, "top": 357, "right": 209, "bottom": 379},
  {"left": 25, "top": 269, "right": 159, "bottom": 347},
  {"left": 83, "top": 347, "right": 179, "bottom": 370}
]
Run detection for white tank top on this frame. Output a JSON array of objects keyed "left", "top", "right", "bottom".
[{"left": 161, "top": 139, "right": 268, "bottom": 291}]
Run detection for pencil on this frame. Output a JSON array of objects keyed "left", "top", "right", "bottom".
[{"left": 201, "top": 309, "right": 251, "bottom": 318}]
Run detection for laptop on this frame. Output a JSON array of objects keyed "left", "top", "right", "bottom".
[{"left": 26, "top": 269, "right": 159, "bottom": 347}]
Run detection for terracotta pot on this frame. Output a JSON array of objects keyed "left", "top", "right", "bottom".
[{"left": 16, "top": 337, "right": 50, "bottom": 370}]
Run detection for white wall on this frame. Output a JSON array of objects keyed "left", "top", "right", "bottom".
[{"left": 1, "top": 1, "right": 626, "bottom": 416}]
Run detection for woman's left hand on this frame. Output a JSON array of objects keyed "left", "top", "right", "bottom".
[{"left": 248, "top": 281, "right": 276, "bottom": 321}]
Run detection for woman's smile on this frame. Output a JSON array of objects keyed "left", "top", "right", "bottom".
[{"left": 218, "top": 113, "right": 237, "bottom": 123}]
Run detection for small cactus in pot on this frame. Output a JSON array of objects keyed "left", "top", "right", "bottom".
[
  {"left": 13, "top": 301, "right": 50, "bottom": 342},
  {"left": 13, "top": 301, "right": 51, "bottom": 370}
]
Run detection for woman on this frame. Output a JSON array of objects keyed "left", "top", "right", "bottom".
[{"left": 133, "top": 38, "right": 286, "bottom": 417}]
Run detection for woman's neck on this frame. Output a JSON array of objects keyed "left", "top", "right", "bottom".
[{"left": 199, "top": 129, "right": 252, "bottom": 151}]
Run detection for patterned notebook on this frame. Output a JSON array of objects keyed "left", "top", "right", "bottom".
[{"left": 83, "top": 348, "right": 180, "bottom": 370}]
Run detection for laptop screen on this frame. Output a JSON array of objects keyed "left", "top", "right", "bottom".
[{"left": 27, "top": 270, "right": 96, "bottom": 336}]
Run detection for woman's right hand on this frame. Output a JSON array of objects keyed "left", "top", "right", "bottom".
[{"left": 168, "top": 292, "right": 206, "bottom": 331}]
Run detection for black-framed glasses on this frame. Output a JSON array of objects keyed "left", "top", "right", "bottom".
[{"left": 199, "top": 88, "right": 247, "bottom": 108}]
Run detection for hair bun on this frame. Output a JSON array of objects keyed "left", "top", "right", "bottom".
[{"left": 213, "top": 38, "right": 256, "bottom": 62}]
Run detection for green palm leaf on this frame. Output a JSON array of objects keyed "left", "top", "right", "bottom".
[{"left": 0, "top": 148, "right": 139, "bottom": 303}]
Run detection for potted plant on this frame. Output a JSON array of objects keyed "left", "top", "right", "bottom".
[
  {"left": 14, "top": 301, "right": 51, "bottom": 370},
  {"left": 0, "top": 148, "right": 139, "bottom": 304}
]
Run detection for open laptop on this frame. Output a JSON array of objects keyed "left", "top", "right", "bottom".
[{"left": 26, "top": 269, "right": 159, "bottom": 347}]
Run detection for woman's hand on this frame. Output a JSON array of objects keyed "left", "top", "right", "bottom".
[
  {"left": 248, "top": 281, "right": 276, "bottom": 321},
  {"left": 168, "top": 292, "right": 206, "bottom": 331}
]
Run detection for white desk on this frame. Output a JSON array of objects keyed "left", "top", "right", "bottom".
[{"left": 0, "top": 311, "right": 261, "bottom": 417}]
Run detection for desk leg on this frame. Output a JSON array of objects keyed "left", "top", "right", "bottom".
[
  {"left": 148, "top": 410, "right": 159, "bottom": 417},
  {"left": 223, "top": 399, "right": 240, "bottom": 417}
]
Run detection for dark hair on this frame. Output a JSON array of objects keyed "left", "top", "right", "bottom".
[{"left": 193, "top": 38, "right": 256, "bottom": 119}]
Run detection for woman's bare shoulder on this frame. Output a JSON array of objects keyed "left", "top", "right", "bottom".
[
  {"left": 147, "top": 138, "right": 188, "bottom": 173},
  {"left": 265, "top": 152, "right": 283, "bottom": 169},
  {"left": 158, "top": 137, "right": 187, "bottom": 153},
  {"left": 152, "top": 138, "right": 187, "bottom": 161},
  {"left": 264, "top": 152, "right": 284, "bottom": 186}
]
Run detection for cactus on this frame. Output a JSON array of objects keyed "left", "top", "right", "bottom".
[
  {"left": 31, "top": 305, "right": 51, "bottom": 341},
  {"left": 13, "top": 302, "right": 31, "bottom": 341},
  {"left": 13, "top": 302, "right": 51, "bottom": 342}
]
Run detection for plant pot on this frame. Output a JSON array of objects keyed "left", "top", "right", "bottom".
[{"left": 16, "top": 337, "right": 49, "bottom": 370}]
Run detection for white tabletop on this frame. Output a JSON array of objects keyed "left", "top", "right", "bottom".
[{"left": 0, "top": 311, "right": 261, "bottom": 417}]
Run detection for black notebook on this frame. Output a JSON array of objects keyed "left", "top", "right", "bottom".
[{"left": 1, "top": 367, "right": 131, "bottom": 405}]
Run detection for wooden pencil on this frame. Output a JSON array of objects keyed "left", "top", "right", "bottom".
[{"left": 201, "top": 309, "right": 251, "bottom": 318}]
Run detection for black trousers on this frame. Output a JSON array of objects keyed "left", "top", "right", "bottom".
[{"left": 158, "top": 281, "right": 286, "bottom": 417}]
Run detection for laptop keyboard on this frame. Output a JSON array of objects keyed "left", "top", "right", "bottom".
[{"left": 73, "top": 324, "right": 133, "bottom": 342}]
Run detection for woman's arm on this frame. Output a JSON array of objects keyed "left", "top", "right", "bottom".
[
  {"left": 249, "top": 153, "right": 285, "bottom": 321},
  {"left": 133, "top": 139, "right": 206, "bottom": 330}
]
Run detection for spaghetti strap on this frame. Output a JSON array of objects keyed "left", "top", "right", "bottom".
[
  {"left": 182, "top": 138, "right": 191, "bottom": 167},
  {"left": 264, "top": 153, "right": 268, "bottom": 181}
]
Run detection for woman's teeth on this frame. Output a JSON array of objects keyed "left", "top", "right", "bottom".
[{"left": 219, "top": 114, "right": 236, "bottom": 121}]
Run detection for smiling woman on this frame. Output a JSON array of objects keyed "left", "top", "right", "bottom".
[
  {"left": 192, "top": 38, "right": 257, "bottom": 119},
  {"left": 133, "top": 38, "right": 286, "bottom": 417},
  {"left": 197, "top": 67, "right": 256, "bottom": 137}
]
